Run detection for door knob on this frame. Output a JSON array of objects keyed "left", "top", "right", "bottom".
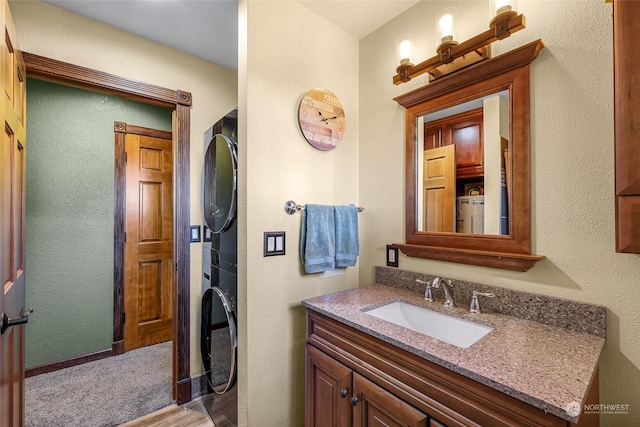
[
  {"left": 350, "top": 396, "right": 359, "bottom": 406},
  {"left": 1, "top": 308, "right": 33, "bottom": 334},
  {"left": 340, "top": 389, "right": 348, "bottom": 398}
]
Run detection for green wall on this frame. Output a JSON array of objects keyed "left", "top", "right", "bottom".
[{"left": 25, "top": 78, "right": 172, "bottom": 368}]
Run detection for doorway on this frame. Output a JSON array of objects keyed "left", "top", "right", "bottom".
[{"left": 23, "top": 52, "right": 194, "bottom": 404}]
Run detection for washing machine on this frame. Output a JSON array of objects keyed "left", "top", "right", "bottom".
[{"left": 200, "top": 109, "right": 238, "bottom": 426}]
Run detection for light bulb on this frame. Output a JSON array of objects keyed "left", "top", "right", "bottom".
[
  {"left": 396, "top": 34, "right": 414, "bottom": 65},
  {"left": 436, "top": 8, "right": 457, "bottom": 45},
  {"left": 439, "top": 14, "right": 454, "bottom": 38},
  {"left": 493, "top": 0, "right": 517, "bottom": 17}
]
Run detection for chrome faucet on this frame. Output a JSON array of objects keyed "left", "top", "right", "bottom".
[
  {"left": 432, "top": 277, "right": 456, "bottom": 308},
  {"left": 416, "top": 279, "right": 435, "bottom": 301},
  {"left": 469, "top": 291, "right": 495, "bottom": 313}
]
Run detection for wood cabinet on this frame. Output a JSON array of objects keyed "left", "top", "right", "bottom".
[
  {"left": 424, "top": 108, "right": 484, "bottom": 179},
  {"left": 613, "top": 0, "right": 640, "bottom": 253},
  {"left": 305, "top": 310, "right": 599, "bottom": 427},
  {"left": 306, "top": 344, "right": 351, "bottom": 426},
  {"left": 353, "top": 372, "right": 429, "bottom": 427},
  {"left": 306, "top": 344, "right": 431, "bottom": 427}
]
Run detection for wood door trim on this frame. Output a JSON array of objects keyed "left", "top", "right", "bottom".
[
  {"left": 23, "top": 52, "right": 192, "bottom": 108},
  {"left": 114, "top": 122, "right": 172, "bottom": 139},
  {"left": 23, "top": 53, "right": 192, "bottom": 404}
]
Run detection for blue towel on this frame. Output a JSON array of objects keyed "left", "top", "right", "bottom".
[
  {"left": 300, "top": 204, "right": 335, "bottom": 273},
  {"left": 334, "top": 205, "right": 359, "bottom": 267}
]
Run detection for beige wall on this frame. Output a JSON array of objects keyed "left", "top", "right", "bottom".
[
  {"left": 239, "top": 1, "right": 360, "bottom": 423},
  {"left": 360, "top": 1, "right": 640, "bottom": 425},
  {"left": 9, "top": 0, "right": 238, "bottom": 378}
]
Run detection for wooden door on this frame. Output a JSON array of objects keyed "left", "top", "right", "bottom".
[
  {"left": 423, "top": 145, "right": 456, "bottom": 232},
  {"left": 352, "top": 373, "right": 427, "bottom": 427},
  {"left": 124, "top": 129, "right": 173, "bottom": 352},
  {"left": 306, "top": 344, "right": 352, "bottom": 427},
  {"left": 1, "top": 0, "right": 27, "bottom": 425}
]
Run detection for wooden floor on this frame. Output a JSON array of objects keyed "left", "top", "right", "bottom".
[{"left": 119, "top": 398, "right": 215, "bottom": 427}]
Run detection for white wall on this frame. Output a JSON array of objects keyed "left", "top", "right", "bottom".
[
  {"left": 360, "top": 1, "right": 640, "bottom": 425},
  {"left": 9, "top": 0, "right": 238, "bottom": 378},
  {"left": 239, "top": 1, "right": 360, "bottom": 424}
]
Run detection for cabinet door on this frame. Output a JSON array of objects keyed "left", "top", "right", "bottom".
[
  {"left": 306, "top": 344, "right": 352, "bottom": 427},
  {"left": 423, "top": 109, "right": 484, "bottom": 179},
  {"left": 424, "top": 125, "right": 442, "bottom": 150},
  {"left": 444, "top": 111, "right": 483, "bottom": 178},
  {"left": 613, "top": 0, "right": 640, "bottom": 253},
  {"left": 352, "top": 373, "right": 428, "bottom": 427}
]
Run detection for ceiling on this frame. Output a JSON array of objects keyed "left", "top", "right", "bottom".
[{"left": 41, "top": 0, "right": 420, "bottom": 71}]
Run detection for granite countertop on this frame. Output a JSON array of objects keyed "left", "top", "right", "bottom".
[{"left": 302, "top": 283, "right": 605, "bottom": 423}]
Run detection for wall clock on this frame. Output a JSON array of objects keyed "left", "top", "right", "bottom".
[{"left": 298, "top": 88, "right": 345, "bottom": 151}]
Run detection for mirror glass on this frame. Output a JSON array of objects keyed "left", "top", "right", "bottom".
[
  {"left": 203, "top": 134, "right": 238, "bottom": 234},
  {"left": 417, "top": 90, "right": 509, "bottom": 235}
]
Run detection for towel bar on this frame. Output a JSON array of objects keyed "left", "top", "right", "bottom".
[{"left": 284, "top": 200, "right": 364, "bottom": 215}]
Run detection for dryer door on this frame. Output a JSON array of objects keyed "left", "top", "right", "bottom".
[
  {"left": 203, "top": 134, "right": 237, "bottom": 234},
  {"left": 200, "top": 286, "right": 237, "bottom": 394}
]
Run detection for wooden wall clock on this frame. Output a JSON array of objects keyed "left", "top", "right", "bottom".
[{"left": 298, "top": 88, "right": 345, "bottom": 151}]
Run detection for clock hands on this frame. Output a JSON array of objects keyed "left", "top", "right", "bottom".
[{"left": 316, "top": 108, "right": 340, "bottom": 123}]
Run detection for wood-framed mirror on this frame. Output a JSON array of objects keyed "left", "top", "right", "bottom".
[{"left": 393, "top": 40, "right": 545, "bottom": 271}]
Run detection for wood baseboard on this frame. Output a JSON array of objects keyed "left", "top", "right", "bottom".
[
  {"left": 112, "top": 340, "right": 124, "bottom": 356},
  {"left": 177, "top": 377, "right": 193, "bottom": 405},
  {"left": 25, "top": 348, "right": 112, "bottom": 378}
]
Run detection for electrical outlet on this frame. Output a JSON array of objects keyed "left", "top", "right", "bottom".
[{"left": 386, "top": 245, "right": 399, "bottom": 267}]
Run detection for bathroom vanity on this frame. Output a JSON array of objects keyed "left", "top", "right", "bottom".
[{"left": 302, "top": 269, "right": 604, "bottom": 427}]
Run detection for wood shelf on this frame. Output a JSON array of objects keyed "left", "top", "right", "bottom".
[{"left": 392, "top": 243, "right": 544, "bottom": 271}]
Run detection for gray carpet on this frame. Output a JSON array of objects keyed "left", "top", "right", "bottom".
[{"left": 25, "top": 341, "right": 173, "bottom": 427}]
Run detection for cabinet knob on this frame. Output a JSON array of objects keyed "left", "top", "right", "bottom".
[
  {"left": 350, "top": 396, "right": 359, "bottom": 406},
  {"left": 340, "top": 389, "right": 348, "bottom": 398}
]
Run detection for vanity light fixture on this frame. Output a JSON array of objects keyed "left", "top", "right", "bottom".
[{"left": 393, "top": 0, "right": 525, "bottom": 85}]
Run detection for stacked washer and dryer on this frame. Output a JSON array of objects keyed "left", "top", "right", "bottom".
[{"left": 200, "top": 110, "right": 238, "bottom": 425}]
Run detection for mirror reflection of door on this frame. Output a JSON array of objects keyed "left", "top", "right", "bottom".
[
  {"left": 423, "top": 145, "right": 455, "bottom": 232},
  {"left": 418, "top": 90, "right": 510, "bottom": 235}
]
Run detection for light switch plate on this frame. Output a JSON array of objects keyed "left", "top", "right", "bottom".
[
  {"left": 264, "top": 231, "right": 286, "bottom": 256},
  {"left": 190, "top": 225, "right": 201, "bottom": 243}
]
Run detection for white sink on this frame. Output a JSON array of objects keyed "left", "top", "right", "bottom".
[{"left": 365, "top": 301, "right": 493, "bottom": 348}]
